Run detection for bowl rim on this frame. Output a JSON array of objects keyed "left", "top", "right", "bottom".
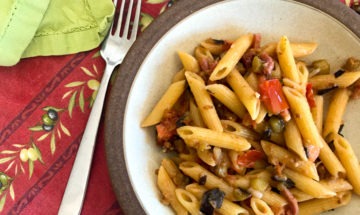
[{"left": 104, "top": 0, "right": 360, "bottom": 214}]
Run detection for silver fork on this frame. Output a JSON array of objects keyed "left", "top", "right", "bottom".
[{"left": 58, "top": 0, "right": 141, "bottom": 214}]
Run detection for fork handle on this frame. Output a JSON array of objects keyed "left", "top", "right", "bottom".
[{"left": 58, "top": 64, "right": 115, "bottom": 215}]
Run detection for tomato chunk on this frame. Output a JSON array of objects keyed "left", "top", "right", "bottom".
[
  {"left": 306, "top": 83, "right": 316, "bottom": 108},
  {"left": 237, "top": 150, "right": 264, "bottom": 168},
  {"left": 259, "top": 79, "right": 289, "bottom": 115}
]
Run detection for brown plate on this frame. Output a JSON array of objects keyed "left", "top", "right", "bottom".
[{"left": 105, "top": 0, "right": 360, "bottom": 214}]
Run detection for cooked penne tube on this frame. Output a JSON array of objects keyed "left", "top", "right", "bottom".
[
  {"left": 157, "top": 166, "right": 188, "bottom": 215},
  {"left": 261, "top": 42, "right": 317, "bottom": 58},
  {"left": 189, "top": 97, "right": 206, "bottom": 127},
  {"left": 178, "top": 51, "right": 200, "bottom": 72},
  {"left": 297, "top": 61, "right": 309, "bottom": 89},
  {"left": 298, "top": 191, "right": 352, "bottom": 215},
  {"left": 282, "top": 78, "right": 306, "bottom": 95},
  {"left": 261, "top": 189, "right": 287, "bottom": 208},
  {"left": 291, "top": 178, "right": 353, "bottom": 202},
  {"left": 309, "top": 71, "right": 360, "bottom": 90},
  {"left": 185, "top": 183, "right": 249, "bottom": 215},
  {"left": 206, "top": 84, "right": 247, "bottom": 118},
  {"left": 250, "top": 197, "right": 274, "bottom": 215},
  {"left": 334, "top": 71, "right": 360, "bottom": 87},
  {"left": 197, "top": 148, "right": 216, "bottom": 167},
  {"left": 277, "top": 36, "right": 300, "bottom": 83},
  {"left": 172, "top": 69, "right": 186, "bottom": 82},
  {"left": 141, "top": 80, "right": 187, "bottom": 127},
  {"left": 282, "top": 86, "right": 323, "bottom": 148},
  {"left": 333, "top": 134, "right": 360, "bottom": 195},
  {"left": 283, "top": 119, "right": 308, "bottom": 161},
  {"left": 179, "top": 161, "right": 236, "bottom": 200},
  {"left": 308, "top": 74, "right": 336, "bottom": 90},
  {"left": 210, "top": 33, "right": 253, "bottom": 81},
  {"left": 311, "top": 95, "right": 324, "bottom": 133},
  {"left": 221, "top": 120, "right": 260, "bottom": 141},
  {"left": 177, "top": 126, "right": 251, "bottom": 152},
  {"left": 261, "top": 140, "right": 319, "bottom": 180},
  {"left": 185, "top": 71, "right": 223, "bottom": 131},
  {"left": 227, "top": 69, "right": 261, "bottom": 120},
  {"left": 322, "top": 88, "right": 350, "bottom": 138},
  {"left": 175, "top": 189, "right": 200, "bottom": 215},
  {"left": 318, "top": 138, "right": 346, "bottom": 177},
  {"left": 200, "top": 38, "right": 232, "bottom": 55},
  {"left": 283, "top": 168, "right": 336, "bottom": 198},
  {"left": 161, "top": 158, "right": 188, "bottom": 187}
]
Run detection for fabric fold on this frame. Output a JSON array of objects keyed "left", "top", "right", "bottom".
[
  {"left": 0, "top": 0, "right": 51, "bottom": 66},
  {"left": 0, "top": 0, "right": 114, "bottom": 67}
]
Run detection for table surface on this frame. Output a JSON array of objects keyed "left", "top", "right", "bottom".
[{"left": 0, "top": 0, "right": 357, "bottom": 214}]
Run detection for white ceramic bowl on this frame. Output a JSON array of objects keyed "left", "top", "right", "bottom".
[{"left": 105, "top": 0, "right": 360, "bottom": 214}]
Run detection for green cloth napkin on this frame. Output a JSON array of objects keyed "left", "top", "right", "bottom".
[{"left": 0, "top": 0, "right": 114, "bottom": 66}]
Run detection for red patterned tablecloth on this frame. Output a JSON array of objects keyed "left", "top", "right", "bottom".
[{"left": 0, "top": 0, "right": 356, "bottom": 214}]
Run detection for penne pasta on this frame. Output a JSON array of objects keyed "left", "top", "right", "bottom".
[
  {"left": 298, "top": 191, "right": 352, "bottom": 215},
  {"left": 178, "top": 51, "right": 200, "bottom": 72},
  {"left": 221, "top": 120, "right": 260, "bottom": 141},
  {"left": 179, "top": 161, "right": 236, "bottom": 200},
  {"left": 210, "top": 33, "right": 253, "bottom": 81},
  {"left": 185, "top": 71, "right": 223, "bottom": 131},
  {"left": 282, "top": 86, "right": 324, "bottom": 149},
  {"left": 261, "top": 42, "right": 317, "bottom": 58},
  {"left": 333, "top": 134, "right": 360, "bottom": 195},
  {"left": 206, "top": 84, "right": 247, "bottom": 118},
  {"left": 309, "top": 71, "right": 360, "bottom": 90},
  {"left": 311, "top": 95, "right": 324, "bottom": 133},
  {"left": 277, "top": 35, "right": 300, "bottom": 83},
  {"left": 318, "top": 138, "right": 346, "bottom": 177},
  {"left": 177, "top": 126, "right": 251, "bottom": 152},
  {"left": 283, "top": 168, "right": 336, "bottom": 198},
  {"left": 322, "top": 88, "right": 350, "bottom": 138},
  {"left": 261, "top": 140, "right": 319, "bottom": 180},
  {"left": 283, "top": 119, "right": 308, "bottom": 161},
  {"left": 141, "top": 80, "right": 187, "bottom": 127},
  {"left": 227, "top": 69, "right": 261, "bottom": 120},
  {"left": 185, "top": 183, "right": 249, "bottom": 215},
  {"left": 157, "top": 166, "right": 188, "bottom": 215},
  {"left": 250, "top": 197, "right": 274, "bottom": 215},
  {"left": 175, "top": 189, "right": 200, "bottom": 215}
]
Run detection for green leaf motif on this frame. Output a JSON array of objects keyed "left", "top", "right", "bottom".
[
  {"left": 0, "top": 194, "right": 6, "bottom": 212},
  {"left": 9, "top": 184, "right": 14, "bottom": 200},
  {"left": 32, "top": 143, "right": 44, "bottom": 164},
  {"left": 37, "top": 132, "right": 50, "bottom": 141},
  {"left": 29, "top": 125, "right": 43, "bottom": 131},
  {"left": 65, "top": 81, "right": 85, "bottom": 88},
  {"left": 81, "top": 67, "right": 96, "bottom": 77},
  {"left": 62, "top": 90, "right": 74, "bottom": 100},
  {"left": 0, "top": 156, "right": 15, "bottom": 164},
  {"left": 43, "top": 106, "right": 64, "bottom": 112},
  {"left": 79, "top": 87, "right": 85, "bottom": 113},
  {"left": 50, "top": 133, "right": 56, "bottom": 155},
  {"left": 28, "top": 160, "right": 34, "bottom": 179},
  {"left": 0, "top": 150, "right": 17, "bottom": 154},
  {"left": 68, "top": 91, "right": 77, "bottom": 118},
  {"left": 92, "top": 51, "right": 101, "bottom": 59},
  {"left": 146, "top": 0, "right": 167, "bottom": 4},
  {"left": 60, "top": 122, "right": 71, "bottom": 137},
  {"left": 140, "top": 13, "right": 154, "bottom": 32}
]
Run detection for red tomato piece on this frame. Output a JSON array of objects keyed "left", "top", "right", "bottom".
[
  {"left": 306, "top": 83, "right": 316, "bottom": 108},
  {"left": 237, "top": 150, "right": 264, "bottom": 168},
  {"left": 259, "top": 79, "right": 289, "bottom": 115}
]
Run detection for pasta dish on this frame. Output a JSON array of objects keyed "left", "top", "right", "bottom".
[{"left": 141, "top": 33, "right": 360, "bottom": 215}]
